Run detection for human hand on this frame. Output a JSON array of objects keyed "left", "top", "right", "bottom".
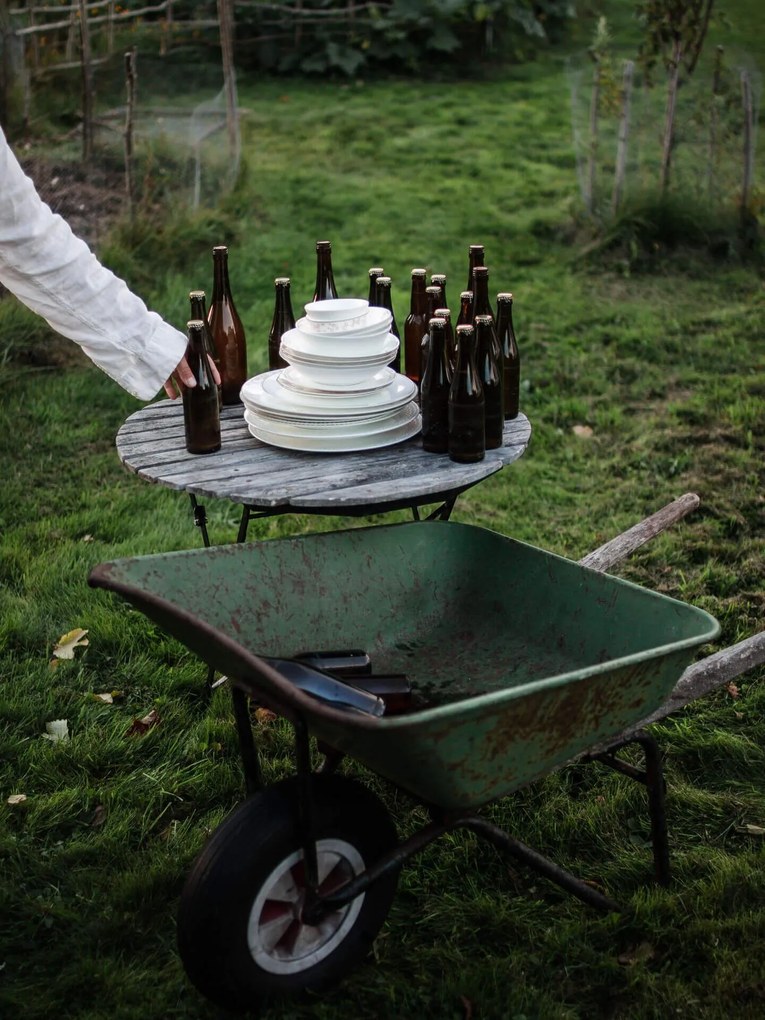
[{"left": 164, "top": 355, "right": 221, "bottom": 399}]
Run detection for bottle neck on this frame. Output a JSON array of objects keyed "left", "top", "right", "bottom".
[
  {"left": 212, "top": 251, "right": 231, "bottom": 300},
  {"left": 410, "top": 274, "right": 427, "bottom": 314},
  {"left": 190, "top": 294, "right": 206, "bottom": 320},
  {"left": 473, "top": 272, "right": 491, "bottom": 317}
]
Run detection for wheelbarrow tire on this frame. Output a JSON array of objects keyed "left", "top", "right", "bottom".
[{"left": 177, "top": 773, "right": 398, "bottom": 1013}]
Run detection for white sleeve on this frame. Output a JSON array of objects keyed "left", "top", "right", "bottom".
[{"left": 0, "top": 127, "right": 187, "bottom": 400}]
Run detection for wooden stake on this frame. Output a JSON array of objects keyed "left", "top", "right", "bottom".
[
  {"left": 706, "top": 45, "right": 723, "bottom": 197},
  {"left": 741, "top": 69, "right": 754, "bottom": 222},
  {"left": 585, "top": 56, "right": 600, "bottom": 214},
  {"left": 217, "top": 0, "right": 238, "bottom": 162},
  {"left": 124, "top": 47, "right": 137, "bottom": 221},
  {"left": 659, "top": 37, "right": 682, "bottom": 196},
  {"left": 612, "top": 59, "right": 634, "bottom": 215},
  {"left": 78, "top": 0, "right": 94, "bottom": 167}
]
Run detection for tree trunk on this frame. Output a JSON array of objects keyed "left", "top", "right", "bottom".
[
  {"left": 612, "top": 59, "right": 634, "bottom": 214},
  {"left": 740, "top": 69, "right": 754, "bottom": 222},
  {"left": 217, "top": 0, "right": 238, "bottom": 162},
  {"left": 659, "top": 37, "right": 682, "bottom": 196},
  {"left": 124, "top": 47, "right": 137, "bottom": 221},
  {"left": 706, "top": 45, "right": 723, "bottom": 197},
  {"left": 585, "top": 58, "right": 600, "bottom": 214}
]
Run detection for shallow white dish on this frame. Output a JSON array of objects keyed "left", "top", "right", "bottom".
[
  {"left": 244, "top": 401, "right": 419, "bottom": 439},
  {"left": 304, "top": 298, "right": 368, "bottom": 323},
  {"left": 282, "top": 328, "right": 398, "bottom": 362},
  {"left": 247, "top": 411, "right": 422, "bottom": 453},
  {"left": 281, "top": 349, "right": 396, "bottom": 387},
  {"left": 279, "top": 365, "right": 395, "bottom": 395},
  {"left": 240, "top": 370, "right": 416, "bottom": 417},
  {"left": 296, "top": 306, "right": 391, "bottom": 339}
]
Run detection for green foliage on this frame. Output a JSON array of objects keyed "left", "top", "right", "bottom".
[
  {"left": 636, "top": 0, "right": 716, "bottom": 83},
  {"left": 238, "top": 0, "right": 574, "bottom": 77}
]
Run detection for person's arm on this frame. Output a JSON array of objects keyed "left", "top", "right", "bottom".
[{"left": 0, "top": 126, "right": 188, "bottom": 400}]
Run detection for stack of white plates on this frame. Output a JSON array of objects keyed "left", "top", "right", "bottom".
[{"left": 240, "top": 298, "right": 421, "bottom": 453}]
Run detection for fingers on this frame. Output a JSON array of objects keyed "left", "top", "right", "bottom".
[{"left": 163, "top": 356, "right": 197, "bottom": 399}]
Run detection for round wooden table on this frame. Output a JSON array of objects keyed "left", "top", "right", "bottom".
[{"left": 116, "top": 400, "right": 531, "bottom": 542}]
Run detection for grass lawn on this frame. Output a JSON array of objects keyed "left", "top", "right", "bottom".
[{"left": 1, "top": 6, "right": 764, "bottom": 1018}]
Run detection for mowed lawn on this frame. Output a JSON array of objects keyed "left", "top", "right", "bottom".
[{"left": 1, "top": 9, "right": 764, "bottom": 1019}]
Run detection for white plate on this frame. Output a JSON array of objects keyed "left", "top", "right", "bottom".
[
  {"left": 247, "top": 412, "right": 422, "bottom": 452},
  {"left": 279, "top": 366, "right": 395, "bottom": 395},
  {"left": 241, "top": 370, "right": 416, "bottom": 417},
  {"left": 304, "top": 298, "right": 368, "bottom": 322},
  {"left": 244, "top": 401, "right": 419, "bottom": 438}
]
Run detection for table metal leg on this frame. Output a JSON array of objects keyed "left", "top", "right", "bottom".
[{"left": 189, "top": 494, "right": 211, "bottom": 548}]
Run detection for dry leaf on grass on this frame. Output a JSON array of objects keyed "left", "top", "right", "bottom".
[
  {"left": 740, "top": 823, "right": 765, "bottom": 836},
  {"left": 43, "top": 719, "right": 69, "bottom": 743},
  {"left": 254, "top": 707, "right": 277, "bottom": 724},
  {"left": 91, "top": 805, "right": 107, "bottom": 828},
  {"left": 618, "top": 942, "right": 655, "bottom": 966},
  {"left": 125, "top": 709, "right": 160, "bottom": 737},
  {"left": 51, "top": 628, "right": 89, "bottom": 661},
  {"left": 92, "top": 692, "right": 114, "bottom": 704},
  {"left": 572, "top": 424, "right": 594, "bottom": 438},
  {"left": 7, "top": 794, "right": 28, "bottom": 806},
  {"left": 726, "top": 681, "right": 740, "bottom": 699}
]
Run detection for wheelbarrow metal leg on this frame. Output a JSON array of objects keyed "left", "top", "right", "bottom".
[
  {"left": 294, "top": 718, "right": 320, "bottom": 892},
  {"left": 462, "top": 816, "right": 621, "bottom": 913},
  {"left": 590, "top": 730, "right": 670, "bottom": 887},
  {"left": 231, "top": 686, "right": 263, "bottom": 796}
]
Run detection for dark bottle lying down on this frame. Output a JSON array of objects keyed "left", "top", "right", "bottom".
[{"left": 261, "top": 650, "right": 413, "bottom": 716}]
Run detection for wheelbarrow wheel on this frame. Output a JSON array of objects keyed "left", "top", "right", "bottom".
[{"left": 177, "top": 773, "right": 399, "bottom": 1012}]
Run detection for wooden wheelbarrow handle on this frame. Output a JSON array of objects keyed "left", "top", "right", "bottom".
[{"left": 577, "top": 492, "right": 765, "bottom": 752}]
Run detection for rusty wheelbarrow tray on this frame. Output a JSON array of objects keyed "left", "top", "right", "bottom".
[{"left": 86, "top": 513, "right": 738, "bottom": 1012}]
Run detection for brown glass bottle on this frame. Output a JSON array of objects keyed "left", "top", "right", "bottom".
[
  {"left": 404, "top": 268, "right": 428, "bottom": 386},
  {"left": 183, "top": 320, "right": 221, "bottom": 454},
  {"left": 375, "top": 276, "right": 401, "bottom": 372},
  {"left": 189, "top": 290, "right": 221, "bottom": 405},
  {"left": 368, "top": 267, "right": 384, "bottom": 306},
  {"left": 421, "top": 317, "right": 452, "bottom": 454},
  {"left": 466, "top": 244, "right": 485, "bottom": 292},
  {"left": 457, "top": 290, "right": 473, "bottom": 327},
  {"left": 313, "top": 240, "right": 339, "bottom": 302},
  {"left": 208, "top": 245, "right": 247, "bottom": 405},
  {"left": 471, "top": 265, "right": 495, "bottom": 322},
  {"left": 268, "top": 277, "right": 295, "bottom": 371},
  {"left": 346, "top": 674, "right": 413, "bottom": 715},
  {"left": 496, "top": 292, "right": 521, "bottom": 420},
  {"left": 475, "top": 314, "right": 503, "bottom": 449},
  {"left": 435, "top": 307, "right": 456, "bottom": 374},
  {"left": 449, "top": 324, "right": 485, "bottom": 463},
  {"left": 431, "top": 273, "right": 447, "bottom": 310}
]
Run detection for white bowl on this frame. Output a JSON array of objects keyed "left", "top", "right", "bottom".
[
  {"left": 304, "top": 298, "right": 368, "bottom": 322},
  {"left": 281, "top": 352, "right": 396, "bottom": 387},
  {"left": 281, "top": 328, "right": 398, "bottom": 362},
  {"left": 296, "top": 307, "right": 391, "bottom": 338},
  {"left": 280, "top": 365, "right": 395, "bottom": 395}
]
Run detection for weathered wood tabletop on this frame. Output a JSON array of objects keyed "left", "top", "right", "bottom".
[{"left": 116, "top": 400, "right": 531, "bottom": 515}]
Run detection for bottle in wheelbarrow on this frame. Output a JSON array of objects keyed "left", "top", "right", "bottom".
[
  {"left": 182, "top": 320, "right": 220, "bottom": 455},
  {"left": 208, "top": 245, "right": 247, "bottom": 405},
  {"left": 262, "top": 657, "right": 385, "bottom": 716}
]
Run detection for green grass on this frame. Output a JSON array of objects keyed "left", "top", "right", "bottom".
[{"left": 2, "top": 8, "right": 765, "bottom": 1018}]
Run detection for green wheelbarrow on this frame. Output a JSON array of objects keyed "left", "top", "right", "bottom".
[{"left": 89, "top": 520, "right": 719, "bottom": 1012}]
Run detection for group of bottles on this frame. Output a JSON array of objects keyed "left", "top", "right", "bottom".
[
  {"left": 183, "top": 245, "right": 248, "bottom": 455},
  {"left": 415, "top": 245, "right": 521, "bottom": 464}
]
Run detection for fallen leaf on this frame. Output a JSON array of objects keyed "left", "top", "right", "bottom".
[
  {"left": 743, "top": 824, "right": 765, "bottom": 836},
  {"left": 92, "top": 692, "right": 114, "bottom": 704},
  {"left": 572, "top": 424, "right": 594, "bottom": 438},
  {"left": 726, "top": 681, "right": 740, "bottom": 699},
  {"left": 618, "top": 941, "right": 655, "bottom": 966},
  {"left": 52, "top": 628, "right": 89, "bottom": 660},
  {"left": 91, "top": 804, "right": 107, "bottom": 827},
  {"left": 7, "top": 794, "right": 27, "bottom": 806},
  {"left": 81, "top": 534, "right": 94, "bottom": 543},
  {"left": 43, "top": 719, "right": 69, "bottom": 743},
  {"left": 125, "top": 709, "right": 160, "bottom": 737},
  {"left": 254, "top": 707, "right": 277, "bottom": 724}
]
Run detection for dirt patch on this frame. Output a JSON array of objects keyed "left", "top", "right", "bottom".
[{"left": 19, "top": 155, "right": 126, "bottom": 250}]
